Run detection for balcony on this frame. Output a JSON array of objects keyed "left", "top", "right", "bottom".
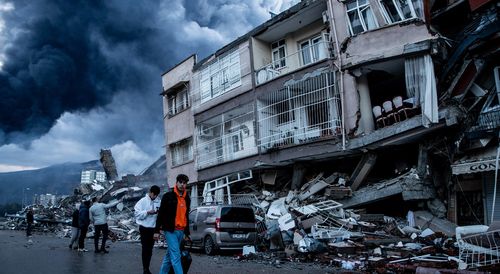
[
  {"left": 467, "top": 107, "right": 500, "bottom": 138},
  {"left": 254, "top": 41, "right": 330, "bottom": 85},
  {"left": 196, "top": 105, "right": 258, "bottom": 169},
  {"left": 257, "top": 69, "right": 341, "bottom": 151}
]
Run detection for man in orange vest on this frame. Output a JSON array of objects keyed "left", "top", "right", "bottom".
[{"left": 154, "top": 174, "right": 191, "bottom": 274}]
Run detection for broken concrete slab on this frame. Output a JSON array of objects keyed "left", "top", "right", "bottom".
[
  {"left": 349, "top": 153, "right": 377, "bottom": 191},
  {"left": 278, "top": 213, "right": 295, "bottom": 231},
  {"left": 413, "top": 211, "right": 457, "bottom": 236},
  {"left": 298, "top": 178, "right": 328, "bottom": 201},
  {"left": 341, "top": 169, "right": 436, "bottom": 208},
  {"left": 266, "top": 197, "right": 288, "bottom": 220},
  {"left": 324, "top": 186, "right": 352, "bottom": 199}
]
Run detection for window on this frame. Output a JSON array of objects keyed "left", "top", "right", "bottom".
[
  {"left": 167, "top": 86, "right": 189, "bottom": 116},
  {"left": 170, "top": 138, "right": 193, "bottom": 166},
  {"left": 189, "top": 210, "right": 197, "bottom": 224},
  {"left": 379, "top": 0, "right": 421, "bottom": 24},
  {"left": 220, "top": 207, "right": 255, "bottom": 222},
  {"left": 231, "top": 132, "right": 244, "bottom": 152},
  {"left": 200, "top": 50, "right": 241, "bottom": 103},
  {"left": 346, "top": 0, "right": 378, "bottom": 35},
  {"left": 300, "top": 35, "right": 326, "bottom": 66},
  {"left": 196, "top": 208, "right": 209, "bottom": 222},
  {"left": 271, "top": 39, "right": 286, "bottom": 69}
]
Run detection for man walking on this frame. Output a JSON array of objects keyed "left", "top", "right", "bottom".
[
  {"left": 155, "top": 174, "right": 191, "bottom": 274},
  {"left": 26, "top": 208, "right": 34, "bottom": 237},
  {"left": 78, "top": 200, "right": 91, "bottom": 252},
  {"left": 68, "top": 204, "right": 80, "bottom": 249},
  {"left": 134, "top": 185, "right": 161, "bottom": 274},
  {"left": 89, "top": 196, "right": 111, "bottom": 253}
]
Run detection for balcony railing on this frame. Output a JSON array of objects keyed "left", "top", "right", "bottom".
[
  {"left": 254, "top": 41, "right": 331, "bottom": 85},
  {"left": 257, "top": 69, "right": 341, "bottom": 151},
  {"left": 196, "top": 111, "right": 258, "bottom": 169},
  {"left": 469, "top": 107, "right": 500, "bottom": 133}
]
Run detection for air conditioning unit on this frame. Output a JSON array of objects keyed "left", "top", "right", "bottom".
[{"left": 199, "top": 125, "right": 213, "bottom": 137}]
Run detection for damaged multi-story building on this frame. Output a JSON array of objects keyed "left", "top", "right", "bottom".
[{"left": 160, "top": 0, "right": 499, "bottom": 224}]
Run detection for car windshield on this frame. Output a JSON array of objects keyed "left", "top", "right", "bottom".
[{"left": 220, "top": 207, "right": 255, "bottom": 222}]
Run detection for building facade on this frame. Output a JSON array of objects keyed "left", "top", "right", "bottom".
[
  {"left": 161, "top": 0, "right": 499, "bottom": 224},
  {"left": 80, "top": 170, "right": 106, "bottom": 184}
]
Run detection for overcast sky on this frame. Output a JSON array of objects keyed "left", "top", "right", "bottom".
[{"left": 0, "top": 0, "right": 298, "bottom": 175}]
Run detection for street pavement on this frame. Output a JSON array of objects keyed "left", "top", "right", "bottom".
[{"left": 0, "top": 230, "right": 335, "bottom": 274}]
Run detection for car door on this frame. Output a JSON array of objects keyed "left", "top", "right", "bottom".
[{"left": 188, "top": 209, "right": 200, "bottom": 245}]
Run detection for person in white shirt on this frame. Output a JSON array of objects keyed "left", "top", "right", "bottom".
[{"left": 134, "top": 185, "right": 161, "bottom": 274}]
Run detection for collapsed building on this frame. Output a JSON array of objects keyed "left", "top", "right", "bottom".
[
  {"left": 160, "top": 0, "right": 500, "bottom": 271},
  {"left": 2, "top": 0, "right": 499, "bottom": 272}
]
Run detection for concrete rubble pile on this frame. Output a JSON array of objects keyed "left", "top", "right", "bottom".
[
  {"left": 3, "top": 171, "right": 500, "bottom": 272},
  {"left": 3, "top": 179, "right": 149, "bottom": 243},
  {"left": 234, "top": 172, "right": 500, "bottom": 273}
]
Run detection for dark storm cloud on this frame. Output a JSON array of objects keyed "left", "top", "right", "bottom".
[
  {"left": 0, "top": 0, "right": 165, "bottom": 143},
  {"left": 0, "top": 0, "right": 280, "bottom": 173}
]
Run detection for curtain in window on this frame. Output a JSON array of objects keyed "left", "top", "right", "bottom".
[{"left": 405, "top": 54, "right": 438, "bottom": 127}]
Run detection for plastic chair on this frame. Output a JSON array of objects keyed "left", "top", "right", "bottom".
[{"left": 372, "top": 106, "right": 385, "bottom": 128}]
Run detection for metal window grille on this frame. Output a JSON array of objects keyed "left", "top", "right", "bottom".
[
  {"left": 255, "top": 40, "right": 331, "bottom": 85},
  {"left": 196, "top": 105, "right": 257, "bottom": 169},
  {"left": 199, "top": 50, "right": 241, "bottom": 104},
  {"left": 257, "top": 69, "right": 341, "bottom": 151}
]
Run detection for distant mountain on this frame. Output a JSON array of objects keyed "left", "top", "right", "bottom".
[{"left": 0, "top": 160, "right": 102, "bottom": 205}]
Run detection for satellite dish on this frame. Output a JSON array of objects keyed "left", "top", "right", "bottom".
[{"left": 257, "top": 70, "right": 267, "bottom": 84}]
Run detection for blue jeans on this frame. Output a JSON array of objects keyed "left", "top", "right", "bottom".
[{"left": 159, "top": 230, "right": 184, "bottom": 274}]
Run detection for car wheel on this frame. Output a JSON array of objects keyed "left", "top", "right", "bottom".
[{"left": 204, "top": 235, "right": 216, "bottom": 255}]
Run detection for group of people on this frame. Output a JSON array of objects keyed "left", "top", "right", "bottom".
[
  {"left": 64, "top": 173, "right": 191, "bottom": 274},
  {"left": 68, "top": 197, "right": 111, "bottom": 253}
]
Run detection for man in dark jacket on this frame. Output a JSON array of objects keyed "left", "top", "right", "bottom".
[
  {"left": 68, "top": 204, "right": 80, "bottom": 249},
  {"left": 78, "top": 200, "right": 91, "bottom": 252},
  {"left": 26, "top": 208, "right": 34, "bottom": 237},
  {"left": 155, "top": 174, "right": 191, "bottom": 274}
]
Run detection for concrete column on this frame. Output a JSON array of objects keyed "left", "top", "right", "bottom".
[
  {"left": 291, "top": 163, "right": 306, "bottom": 190},
  {"left": 417, "top": 143, "right": 429, "bottom": 178},
  {"left": 357, "top": 74, "right": 375, "bottom": 134}
]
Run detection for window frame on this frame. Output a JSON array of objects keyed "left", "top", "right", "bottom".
[
  {"left": 167, "top": 86, "right": 190, "bottom": 117},
  {"left": 271, "top": 39, "right": 287, "bottom": 69},
  {"left": 378, "top": 0, "right": 418, "bottom": 24},
  {"left": 299, "top": 35, "right": 325, "bottom": 66},
  {"left": 170, "top": 138, "right": 194, "bottom": 167},
  {"left": 345, "top": 0, "right": 379, "bottom": 36},
  {"left": 199, "top": 50, "right": 241, "bottom": 104}
]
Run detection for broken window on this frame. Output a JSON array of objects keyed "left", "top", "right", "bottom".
[
  {"left": 170, "top": 138, "right": 193, "bottom": 166},
  {"left": 271, "top": 39, "right": 287, "bottom": 69},
  {"left": 345, "top": 0, "right": 378, "bottom": 35},
  {"left": 200, "top": 49, "right": 241, "bottom": 104},
  {"left": 379, "top": 0, "right": 422, "bottom": 24},
  {"left": 167, "top": 86, "right": 190, "bottom": 116}
]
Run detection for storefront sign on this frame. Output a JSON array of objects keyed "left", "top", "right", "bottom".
[{"left": 452, "top": 159, "right": 499, "bottom": 175}]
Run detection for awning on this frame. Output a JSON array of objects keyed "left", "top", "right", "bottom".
[
  {"left": 452, "top": 158, "right": 499, "bottom": 175},
  {"left": 160, "top": 81, "right": 188, "bottom": 96}
]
